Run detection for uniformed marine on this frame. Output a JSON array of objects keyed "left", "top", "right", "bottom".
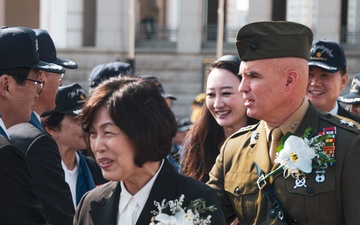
[{"left": 207, "top": 21, "right": 360, "bottom": 225}]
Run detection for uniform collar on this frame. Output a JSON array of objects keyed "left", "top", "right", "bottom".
[
  {"left": 328, "top": 102, "right": 339, "bottom": 115},
  {"left": 265, "top": 98, "right": 309, "bottom": 139}
]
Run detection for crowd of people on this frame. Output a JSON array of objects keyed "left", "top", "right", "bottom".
[{"left": 1, "top": 20, "right": 360, "bottom": 225}]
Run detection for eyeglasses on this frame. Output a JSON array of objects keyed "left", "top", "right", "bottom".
[
  {"left": 26, "top": 78, "right": 44, "bottom": 95},
  {"left": 58, "top": 73, "right": 64, "bottom": 82}
]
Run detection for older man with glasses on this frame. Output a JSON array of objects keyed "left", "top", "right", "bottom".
[
  {"left": 8, "top": 29, "right": 78, "bottom": 225},
  {"left": 0, "top": 26, "right": 65, "bottom": 225}
]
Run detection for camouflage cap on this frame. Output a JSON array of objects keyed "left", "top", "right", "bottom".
[{"left": 236, "top": 21, "right": 313, "bottom": 61}]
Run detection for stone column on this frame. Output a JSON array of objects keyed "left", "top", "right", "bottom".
[
  {"left": 314, "top": 0, "right": 341, "bottom": 41},
  {"left": 177, "top": 0, "right": 202, "bottom": 53},
  {"left": 95, "top": 0, "right": 129, "bottom": 51}
]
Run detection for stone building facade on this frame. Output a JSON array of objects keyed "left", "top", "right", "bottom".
[{"left": 1, "top": 0, "right": 360, "bottom": 119}]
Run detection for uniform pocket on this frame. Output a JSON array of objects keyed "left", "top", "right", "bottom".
[
  {"left": 224, "top": 171, "right": 259, "bottom": 221},
  {"left": 225, "top": 171, "right": 259, "bottom": 197},
  {"left": 284, "top": 166, "right": 335, "bottom": 196}
]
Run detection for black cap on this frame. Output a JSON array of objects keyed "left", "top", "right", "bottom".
[
  {"left": 236, "top": 21, "right": 313, "bottom": 61},
  {"left": 338, "top": 74, "right": 360, "bottom": 104},
  {"left": 177, "top": 117, "right": 192, "bottom": 132},
  {"left": 89, "top": 61, "right": 133, "bottom": 88},
  {"left": 41, "top": 83, "right": 87, "bottom": 117},
  {"left": 34, "top": 29, "right": 78, "bottom": 70},
  {"left": 0, "top": 26, "right": 65, "bottom": 73},
  {"left": 141, "top": 75, "right": 177, "bottom": 100},
  {"left": 308, "top": 39, "right": 346, "bottom": 72}
]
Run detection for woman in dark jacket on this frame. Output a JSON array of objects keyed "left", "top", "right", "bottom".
[{"left": 74, "top": 76, "right": 226, "bottom": 225}]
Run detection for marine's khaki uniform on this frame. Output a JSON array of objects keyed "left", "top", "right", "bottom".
[{"left": 208, "top": 103, "right": 360, "bottom": 225}]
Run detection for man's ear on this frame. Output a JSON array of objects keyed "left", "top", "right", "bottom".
[
  {"left": 0, "top": 75, "right": 11, "bottom": 98},
  {"left": 340, "top": 73, "right": 349, "bottom": 91},
  {"left": 44, "top": 125, "right": 58, "bottom": 138},
  {"left": 37, "top": 70, "right": 46, "bottom": 82},
  {"left": 285, "top": 70, "right": 298, "bottom": 88}
]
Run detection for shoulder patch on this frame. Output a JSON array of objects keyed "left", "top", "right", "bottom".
[
  {"left": 320, "top": 112, "right": 360, "bottom": 134},
  {"left": 230, "top": 123, "right": 259, "bottom": 139}
]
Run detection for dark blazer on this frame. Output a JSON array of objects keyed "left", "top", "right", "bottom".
[
  {"left": 74, "top": 159, "right": 226, "bottom": 225},
  {"left": 208, "top": 102, "right": 360, "bottom": 224},
  {"left": 337, "top": 101, "right": 360, "bottom": 123},
  {"left": 8, "top": 122, "right": 74, "bottom": 225},
  {"left": 0, "top": 135, "right": 49, "bottom": 225}
]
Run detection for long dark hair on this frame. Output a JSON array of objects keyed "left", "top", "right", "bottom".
[{"left": 181, "top": 55, "right": 258, "bottom": 182}]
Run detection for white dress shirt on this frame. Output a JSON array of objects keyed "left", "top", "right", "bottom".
[
  {"left": 329, "top": 102, "right": 339, "bottom": 115},
  {"left": 117, "top": 159, "right": 164, "bottom": 225}
]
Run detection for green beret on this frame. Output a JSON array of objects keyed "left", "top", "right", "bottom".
[{"left": 236, "top": 21, "right": 313, "bottom": 61}]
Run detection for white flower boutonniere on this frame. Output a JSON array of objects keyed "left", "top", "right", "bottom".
[
  {"left": 259, "top": 127, "right": 336, "bottom": 189},
  {"left": 149, "top": 194, "right": 217, "bottom": 225}
]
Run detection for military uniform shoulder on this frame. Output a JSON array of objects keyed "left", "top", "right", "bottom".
[
  {"left": 229, "top": 123, "right": 259, "bottom": 139},
  {"left": 320, "top": 112, "right": 360, "bottom": 134}
]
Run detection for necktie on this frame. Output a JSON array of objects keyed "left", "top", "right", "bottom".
[
  {"left": 269, "top": 128, "right": 282, "bottom": 163},
  {"left": 123, "top": 197, "right": 138, "bottom": 225}
]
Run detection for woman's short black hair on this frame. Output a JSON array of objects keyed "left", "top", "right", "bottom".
[{"left": 80, "top": 75, "right": 177, "bottom": 167}]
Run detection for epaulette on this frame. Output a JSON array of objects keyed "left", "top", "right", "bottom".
[
  {"left": 229, "top": 123, "right": 259, "bottom": 139},
  {"left": 320, "top": 112, "right": 360, "bottom": 134}
]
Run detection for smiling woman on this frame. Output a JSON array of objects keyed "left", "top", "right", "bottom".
[
  {"left": 181, "top": 55, "right": 258, "bottom": 183},
  {"left": 75, "top": 75, "right": 226, "bottom": 225}
]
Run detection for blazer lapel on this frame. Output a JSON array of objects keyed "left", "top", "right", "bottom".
[
  {"left": 29, "top": 112, "right": 45, "bottom": 133},
  {"left": 136, "top": 159, "right": 180, "bottom": 225},
  {"left": 90, "top": 182, "right": 120, "bottom": 225}
]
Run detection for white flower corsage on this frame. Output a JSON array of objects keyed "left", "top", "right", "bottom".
[
  {"left": 149, "top": 194, "right": 217, "bottom": 225},
  {"left": 260, "top": 127, "right": 336, "bottom": 188}
]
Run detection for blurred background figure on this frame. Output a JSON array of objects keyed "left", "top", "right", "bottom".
[
  {"left": 181, "top": 55, "right": 258, "bottom": 183},
  {"left": 169, "top": 117, "right": 193, "bottom": 171},
  {"left": 190, "top": 93, "right": 206, "bottom": 123},
  {"left": 41, "top": 83, "right": 107, "bottom": 208},
  {"left": 173, "top": 117, "right": 192, "bottom": 147},
  {"left": 338, "top": 73, "right": 360, "bottom": 115},
  {"left": 89, "top": 61, "right": 133, "bottom": 90},
  {"left": 141, "top": 75, "right": 177, "bottom": 108},
  {"left": 74, "top": 76, "right": 226, "bottom": 225}
]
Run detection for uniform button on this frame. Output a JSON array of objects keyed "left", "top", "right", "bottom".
[
  {"left": 234, "top": 187, "right": 241, "bottom": 195},
  {"left": 307, "top": 187, "right": 314, "bottom": 194}
]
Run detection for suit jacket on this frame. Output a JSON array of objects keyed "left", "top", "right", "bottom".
[
  {"left": 337, "top": 101, "right": 360, "bottom": 123},
  {"left": 0, "top": 135, "right": 49, "bottom": 225},
  {"left": 208, "top": 102, "right": 360, "bottom": 225},
  {"left": 74, "top": 159, "right": 226, "bottom": 225},
  {"left": 8, "top": 122, "right": 75, "bottom": 225}
]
